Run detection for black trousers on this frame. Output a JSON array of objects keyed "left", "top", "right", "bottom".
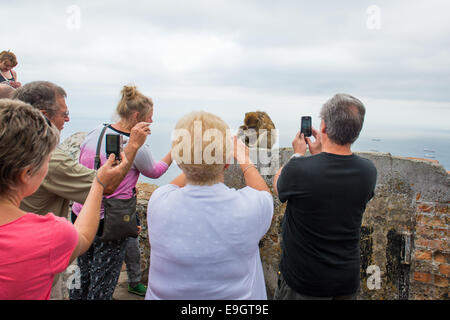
[
  {"left": 69, "top": 212, "right": 127, "bottom": 300},
  {"left": 274, "top": 272, "right": 358, "bottom": 300}
]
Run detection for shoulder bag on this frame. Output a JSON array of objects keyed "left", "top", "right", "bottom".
[{"left": 95, "top": 124, "right": 138, "bottom": 241}]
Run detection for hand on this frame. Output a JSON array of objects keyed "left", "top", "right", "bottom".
[
  {"left": 305, "top": 127, "right": 322, "bottom": 155},
  {"left": 128, "top": 122, "right": 150, "bottom": 150},
  {"left": 10, "top": 81, "right": 21, "bottom": 88},
  {"left": 96, "top": 152, "right": 129, "bottom": 189},
  {"left": 233, "top": 136, "right": 251, "bottom": 164},
  {"left": 292, "top": 131, "right": 307, "bottom": 155},
  {"left": 137, "top": 225, "right": 142, "bottom": 234}
]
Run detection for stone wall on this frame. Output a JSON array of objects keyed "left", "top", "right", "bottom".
[
  {"left": 62, "top": 133, "right": 449, "bottom": 300},
  {"left": 223, "top": 148, "right": 449, "bottom": 300}
]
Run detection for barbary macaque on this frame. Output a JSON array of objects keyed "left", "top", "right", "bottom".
[{"left": 237, "top": 111, "right": 277, "bottom": 149}]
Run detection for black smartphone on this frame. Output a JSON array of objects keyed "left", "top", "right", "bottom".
[
  {"left": 105, "top": 134, "right": 123, "bottom": 161},
  {"left": 300, "top": 116, "right": 312, "bottom": 137}
]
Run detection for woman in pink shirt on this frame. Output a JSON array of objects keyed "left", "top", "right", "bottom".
[{"left": 0, "top": 99, "right": 129, "bottom": 300}]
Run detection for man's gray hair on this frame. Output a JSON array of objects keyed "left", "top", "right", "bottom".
[
  {"left": 13, "top": 81, "right": 67, "bottom": 117},
  {"left": 320, "top": 93, "right": 366, "bottom": 145}
]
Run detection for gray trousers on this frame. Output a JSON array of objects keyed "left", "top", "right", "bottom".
[
  {"left": 124, "top": 236, "right": 142, "bottom": 286},
  {"left": 274, "top": 272, "right": 358, "bottom": 300}
]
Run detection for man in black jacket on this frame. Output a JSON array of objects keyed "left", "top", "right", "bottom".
[{"left": 273, "top": 93, "right": 377, "bottom": 300}]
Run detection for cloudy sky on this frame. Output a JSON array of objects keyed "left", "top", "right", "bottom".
[{"left": 3, "top": 0, "right": 450, "bottom": 146}]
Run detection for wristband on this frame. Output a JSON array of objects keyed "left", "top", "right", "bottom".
[{"left": 95, "top": 173, "right": 106, "bottom": 189}]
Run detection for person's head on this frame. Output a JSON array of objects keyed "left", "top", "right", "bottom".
[
  {"left": 13, "top": 81, "right": 69, "bottom": 132},
  {"left": 0, "top": 84, "right": 15, "bottom": 99},
  {"left": 319, "top": 93, "right": 366, "bottom": 146},
  {"left": 172, "top": 111, "right": 233, "bottom": 186},
  {"left": 116, "top": 85, "right": 153, "bottom": 130},
  {"left": 0, "top": 99, "right": 59, "bottom": 198},
  {"left": 0, "top": 51, "right": 18, "bottom": 73}
]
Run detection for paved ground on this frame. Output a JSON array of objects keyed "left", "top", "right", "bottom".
[{"left": 112, "top": 263, "right": 146, "bottom": 300}]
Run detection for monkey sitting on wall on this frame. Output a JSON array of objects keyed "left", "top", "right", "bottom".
[{"left": 237, "top": 111, "right": 277, "bottom": 149}]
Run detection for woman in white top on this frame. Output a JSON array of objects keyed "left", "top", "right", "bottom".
[{"left": 146, "top": 111, "right": 274, "bottom": 300}]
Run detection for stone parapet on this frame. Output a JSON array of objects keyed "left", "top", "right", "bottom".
[{"left": 61, "top": 133, "right": 449, "bottom": 300}]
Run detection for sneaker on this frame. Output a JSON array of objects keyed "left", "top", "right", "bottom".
[{"left": 128, "top": 283, "right": 147, "bottom": 296}]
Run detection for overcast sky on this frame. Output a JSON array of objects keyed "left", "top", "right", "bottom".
[{"left": 3, "top": 0, "right": 450, "bottom": 143}]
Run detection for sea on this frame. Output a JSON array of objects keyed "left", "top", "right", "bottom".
[{"left": 61, "top": 114, "right": 450, "bottom": 187}]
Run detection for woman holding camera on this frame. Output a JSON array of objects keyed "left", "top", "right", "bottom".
[
  {"left": 146, "top": 111, "right": 273, "bottom": 299},
  {"left": 69, "top": 85, "right": 172, "bottom": 300},
  {"left": 0, "top": 99, "right": 127, "bottom": 299}
]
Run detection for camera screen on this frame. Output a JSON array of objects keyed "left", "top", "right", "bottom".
[
  {"left": 302, "top": 118, "right": 311, "bottom": 129},
  {"left": 106, "top": 135, "right": 119, "bottom": 152},
  {"left": 301, "top": 117, "right": 312, "bottom": 137}
]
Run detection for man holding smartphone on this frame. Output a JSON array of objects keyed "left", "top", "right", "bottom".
[{"left": 273, "top": 93, "right": 377, "bottom": 300}]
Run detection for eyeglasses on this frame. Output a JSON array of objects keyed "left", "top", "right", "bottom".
[{"left": 60, "top": 110, "right": 69, "bottom": 118}]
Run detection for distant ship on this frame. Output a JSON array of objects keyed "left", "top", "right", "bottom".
[
  {"left": 369, "top": 149, "right": 379, "bottom": 152},
  {"left": 424, "top": 154, "right": 435, "bottom": 158},
  {"left": 423, "top": 148, "right": 435, "bottom": 153},
  {"left": 372, "top": 138, "right": 381, "bottom": 142}
]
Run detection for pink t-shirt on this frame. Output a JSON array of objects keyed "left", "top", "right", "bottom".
[{"left": 0, "top": 213, "right": 78, "bottom": 300}]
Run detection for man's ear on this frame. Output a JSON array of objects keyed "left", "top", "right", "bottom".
[{"left": 320, "top": 120, "right": 327, "bottom": 134}]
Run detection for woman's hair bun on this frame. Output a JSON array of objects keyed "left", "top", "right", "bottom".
[
  {"left": 116, "top": 84, "right": 153, "bottom": 121},
  {"left": 121, "top": 85, "right": 137, "bottom": 100}
]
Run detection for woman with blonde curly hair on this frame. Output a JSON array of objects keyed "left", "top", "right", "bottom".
[
  {"left": 0, "top": 51, "right": 21, "bottom": 88},
  {"left": 69, "top": 85, "right": 172, "bottom": 300},
  {"left": 146, "top": 111, "right": 274, "bottom": 299}
]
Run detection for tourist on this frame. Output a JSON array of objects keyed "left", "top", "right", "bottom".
[
  {"left": 0, "top": 51, "right": 21, "bottom": 88},
  {"left": 273, "top": 93, "right": 377, "bottom": 300},
  {"left": 146, "top": 111, "right": 273, "bottom": 299},
  {"left": 69, "top": 85, "right": 172, "bottom": 300}
]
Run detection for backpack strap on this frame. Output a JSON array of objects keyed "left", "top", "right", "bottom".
[{"left": 94, "top": 124, "right": 109, "bottom": 170}]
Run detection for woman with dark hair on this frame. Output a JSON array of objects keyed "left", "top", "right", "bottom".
[{"left": 0, "top": 99, "right": 128, "bottom": 299}]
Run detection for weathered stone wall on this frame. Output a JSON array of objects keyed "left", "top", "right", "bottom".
[
  {"left": 62, "top": 133, "right": 449, "bottom": 300},
  {"left": 223, "top": 148, "right": 449, "bottom": 300}
]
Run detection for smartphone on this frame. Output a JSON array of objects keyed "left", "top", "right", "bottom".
[
  {"left": 105, "top": 134, "right": 123, "bottom": 161},
  {"left": 300, "top": 116, "right": 312, "bottom": 137}
]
